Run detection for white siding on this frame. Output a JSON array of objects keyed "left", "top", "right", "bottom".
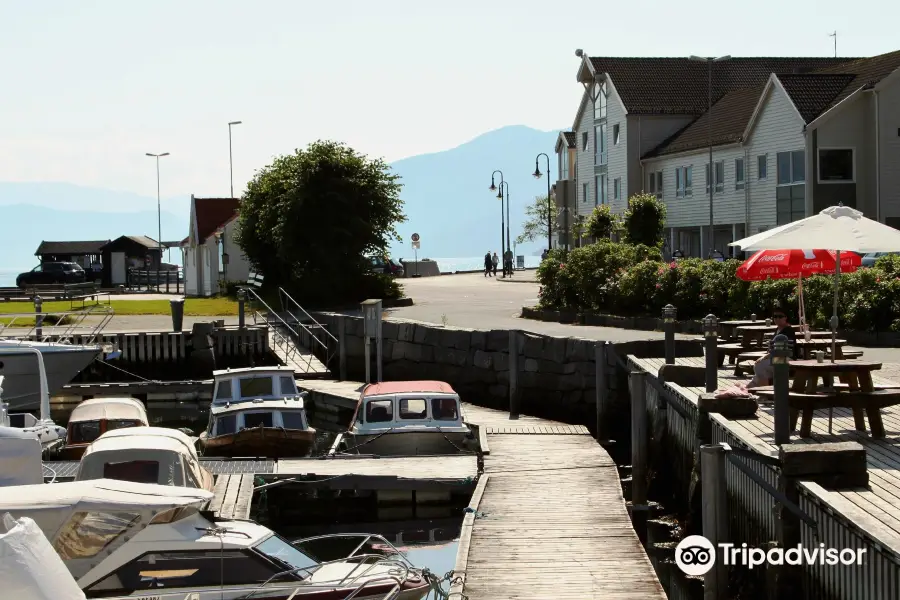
[
  {"left": 221, "top": 218, "right": 250, "bottom": 284},
  {"left": 626, "top": 115, "right": 695, "bottom": 205},
  {"left": 878, "top": 75, "right": 900, "bottom": 222},
  {"left": 574, "top": 91, "right": 595, "bottom": 218},
  {"left": 745, "top": 83, "right": 807, "bottom": 233},
  {"left": 815, "top": 94, "right": 875, "bottom": 216},
  {"left": 606, "top": 87, "right": 628, "bottom": 214}
]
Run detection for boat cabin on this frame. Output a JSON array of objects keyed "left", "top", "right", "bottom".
[
  {"left": 63, "top": 397, "right": 149, "bottom": 459},
  {"left": 212, "top": 366, "right": 301, "bottom": 405},
  {"left": 207, "top": 367, "right": 310, "bottom": 438},
  {"left": 352, "top": 380, "right": 463, "bottom": 429},
  {"left": 76, "top": 426, "right": 214, "bottom": 491}
]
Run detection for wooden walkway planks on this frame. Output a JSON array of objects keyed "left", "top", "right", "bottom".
[
  {"left": 459, "top": 403, "right": 666, "bottom": 599},
  {"left": 630, "top": 354, "right": 900, "bottom": 558},
  {"left": 275, "top": 455, "right": 478, "bottom": 484},
  {"left": 210, "top": 474, "right": 254, "bottom": 519}
]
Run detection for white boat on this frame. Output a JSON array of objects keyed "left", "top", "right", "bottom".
[
  {"left": 199, "top": 366, "right": 317, "bottom": 458},
  {"left": 345, "top": 381, "right": 472, "bottom": 456},
  {"left": 75, "top": 426, "right": 215, "bottom": 492},
  {"left": 0, "top": 340, "right": 101, "bottom": 411},
  {"left": 0, "top": 478, "right": 433, "bottom": 599},
  {"left": 60, "top": 397, "right": 149, "bottom": 460},
  {"left": 0, "top": 348, "right": 68, "bottom": 453},
  {"left": 0, "top": 425, "right": 44, "bottom": 486}
]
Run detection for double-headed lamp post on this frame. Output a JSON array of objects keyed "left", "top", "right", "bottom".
[
  {"left": 533, "top": 153, "right": 552, "bottom": 253},
  {"left": 146, "top": 152, "right": 170, "bottom": 289},
  {"left": 688, "top": 54, "right": 731, "bottom": 259},
  {"left": 498, "top": 181, "right": 511, "bottom": 275},
  {"left": 489, "top": 170, "right": 506, "bottom": 260}
]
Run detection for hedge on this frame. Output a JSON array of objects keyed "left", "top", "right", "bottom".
[{"left": 537, "top": 243, "right": 900, "bottom": 332}]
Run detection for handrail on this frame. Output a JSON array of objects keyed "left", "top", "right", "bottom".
[
  {"left": 0, "top": 304, "right": 115, "bottom": 346},
  {"left": 276, "top": 287, "right": 338, "bottom": 370},
  {"left": 278, "top": 288, "right": 338, "bottom": 344},
  {"left": 242, "top": 288, "right": 317, "bottom": 373}
]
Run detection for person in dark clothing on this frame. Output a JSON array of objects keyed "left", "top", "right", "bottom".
[
  {"left": 484, "top": 251, "right": 493, "bottom": 277},
  {"left": 749, "top": 306, "right": 798, "bottom": 387}
]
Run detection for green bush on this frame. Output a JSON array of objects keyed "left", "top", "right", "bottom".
[
  {"left": 623, "top": 193, "right": 666, "bottom": 248},
  {"left": 584, "top": 205, "right": 619, "bottom": 241}
]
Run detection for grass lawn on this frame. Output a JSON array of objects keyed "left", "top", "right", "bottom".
[{"left": 0, "top": 298, "right": 238, "bottom": 325}]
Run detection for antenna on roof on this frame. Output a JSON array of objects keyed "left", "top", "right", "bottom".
[
  {"left": 575, "top": 49, "right": 584, "bottom": 58},
  {"left": 828, "top": 31, "right": 837, "bottom": 58}
]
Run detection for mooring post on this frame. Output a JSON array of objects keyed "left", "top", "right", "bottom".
[
  {"left": 700, "top": 443, "right": 728, "bottom": 600},
  {"left": 337, "top": 315, "right": 347, "bottom": 381},
  {"left": 237, "top": 289, "right": 246, "bottom": 330},
  {"left": 703, "top": 314, "right": 719, "bottom": 393},
  {"left": 34, "top": 295, "right": 43, "bottom": 341},
  {"left": 663, "top": 304, "right": 676, "bottom": 365},
  {"left": 595, "top": 341, "right": 609, "bottom": 442},
  {"left": 772, "top": 334, "right": 791, "bottom": 445},
  {"left": 629, "top": 370, "right": 648, "bottom": 543},
  {"left": 509, "top": 330, "right": 520, "bottom": 416}
]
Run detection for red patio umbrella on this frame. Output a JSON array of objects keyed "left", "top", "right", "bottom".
[{"left": 736, "top": 249, "right": 861, "bottom": 281}]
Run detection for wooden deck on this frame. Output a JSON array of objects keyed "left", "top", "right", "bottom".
[
  {"left": 209, "top": 473, "right": 254, "bottom": 519},
  {"left": 631, "top": 355, "right": 900, "bottom": 557},
  {"left": 455, "top": 403, "right": 666, "bottom": 600}
]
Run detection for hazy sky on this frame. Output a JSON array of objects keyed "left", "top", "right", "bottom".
[{"left": 0, "top": 0, "right": 895, "bottom": 199}]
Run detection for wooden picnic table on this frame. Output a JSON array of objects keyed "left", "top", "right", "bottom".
[
  {"left": 794, "top": 338, "right": 847, "bottom": 359},
  {"left": 719, "top": 320, "right": 764, "bottom": 340}
]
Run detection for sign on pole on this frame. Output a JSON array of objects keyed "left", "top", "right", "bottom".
[
  {"left": 411, "top": 232, "right": 420, "bottom": 243},
  {"left": 411, "top": 240, "right": 420, "bottom": 249}
]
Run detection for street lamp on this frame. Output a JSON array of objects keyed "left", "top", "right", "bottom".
[
  {"left": 228, "top": 121, "right": 242, "bottom": 199},
  {"left": 689, "top": 55, "right": 731, "bottom": 259},
  {"left": 498, "top": 181, "right": 511, "bottom": 276},
  {"left": 489, "top": 170, "right": 505, "bottom": 261},
  {"left": 146, "top": 152, "right": 170, "bottom": 291},
  {"left": 533, "top": 153, "right": 552, "bottom": 253}
]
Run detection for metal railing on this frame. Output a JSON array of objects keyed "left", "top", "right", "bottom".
[
  {"left": 0, "top": 304, "right": 115, "bottom": 345},
  {"left": 126, "top": 268, "right": 183, "bottom": 293},
  {"left": 278, "top": 287, "right": 338, "bottom": 369},
  {"left": 241, "top": 287, "right": 323, "bottom": 374}
]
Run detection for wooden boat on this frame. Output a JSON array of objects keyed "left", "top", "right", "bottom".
[
  {"left": 199, "top": 366, "right": 316, "bottom": 458},
  {"left": 59, "top": 397, "right": 148, "bottom": 460},
  {"left": 344, "top": 380, "right": 472, "bottom": 456},
  {"left": 75, "top": 426, "right": 214, "bottom": 491}
]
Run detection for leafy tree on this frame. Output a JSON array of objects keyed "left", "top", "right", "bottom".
[
  {"left": 236, "top": 140, "right": 406, "bottom": 305},
  {"left": 623, "top": 193, "right": 667, "bottom": 248},
  {"left": 515, "top": 194, "right": 556, "bottom": 245},
  {"left": 584, "top": 204, "right": 619, "bottom": 241}
]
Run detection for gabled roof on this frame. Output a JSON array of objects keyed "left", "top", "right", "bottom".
[
  {"left": 585, "top": 56, "right": 857, "bottom": 115},
  {"left": 775, "top": 74, "right": 856, "bottom": 122},
  {"left": 34, "top": 240, "right": 109, "bottom": 256},
  {"left": 804, "top": 50, "right": 900, "bottom": 117},
  {"left": 563, "top": 131, "right": 576, "bottom": 147},
  {"left": 555, "top": 131, "right": 577, "bottom": 153},
  {"left": 193, "top": 197, "right": 241, "bottom": 243}
]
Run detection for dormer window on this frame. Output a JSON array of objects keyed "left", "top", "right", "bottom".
[{"left": 593, "top": 81, "right": 607, "bottom": 120}]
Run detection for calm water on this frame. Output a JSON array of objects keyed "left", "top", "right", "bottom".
[
  {"left": 401, "top": 255, "right": 541, "bottom": 272},
  {"left": 0, "top": 269, "right": 23, "bottom": 287}
]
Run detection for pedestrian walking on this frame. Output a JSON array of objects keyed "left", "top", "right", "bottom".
[
  {"left": 491, "top": 252, "right": 499, "bottom": 276},
  {"left": 484, "top": 251, "right": 493, "bottom": 277}
]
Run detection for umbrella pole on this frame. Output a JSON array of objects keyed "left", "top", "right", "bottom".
[{"left": 831, "top": 251, "right": 841, "bottom": 363}]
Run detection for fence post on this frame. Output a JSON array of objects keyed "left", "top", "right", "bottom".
[
  {"left": 166, "top": 270, "right": 171, "bottom": 293},
  {"left": 237, "top": 289, "right": 246, "bottom": 329},
  {"left": 630, "top": 370, "right": 648, "bottom": 543},
  {"left": 772, "top": 334, "right": 791, "bottom": 445},
  {"left": 703, "top": 314, "right": 719, "bottom": 393},
  {"left": 34, "top": 295, "right": 43, "bottom": 340},
  {"left": 337, "top": 315, "right": 347, "bottom": 381},
  {"left": 701, "top": 443, "right": 728, "bottom": 600},
  {"left": 663, "top": 304, "right": 676, "bottom": 365},
  {"left": 509, "top": 330, "right": 520, "bottom": 416},
  {"left": 595, "top": 341, "right": 609, "bottom": 442}
]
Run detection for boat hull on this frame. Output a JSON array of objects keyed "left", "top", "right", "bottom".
[
  {"left": 0, "top": 343, "right": 101, "bottom": 411},
  {"left": 86, "top": 581, "right": 429, "bottom": 599},
  {"left": 200, "top": 427, "right": 317, "bottom": 458},
  {"left": 346, "top": 430, "right": 470, "bottom": 455}
]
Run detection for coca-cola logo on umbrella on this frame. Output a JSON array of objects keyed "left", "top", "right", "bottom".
[
  {"left": 759, "top": 267, "right": 780, "bottom": 275},
  {"left": 758, "top": 254, "right": 786, "bottom": 263}
]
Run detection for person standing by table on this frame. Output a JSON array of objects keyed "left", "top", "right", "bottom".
[{"left": 749, "top": 305, "right": 799, "bottom": 387}]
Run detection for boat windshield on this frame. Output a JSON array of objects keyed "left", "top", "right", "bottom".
[{"left": 255, "top": 534, "right": 319, "bottom": 577}]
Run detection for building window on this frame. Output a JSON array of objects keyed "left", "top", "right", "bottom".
[
  {"left": 776, "top": 150, "right": 805, "bottom": 225},
  {"left": 560, "top": 150, "right": 569, "bottom": 180},
  {"left": 675, "top": 166, "right": 693, "bottom": 198},
  {"left": 646, "top": 171, "right": 663, "bottom": 199},
  {"left": 595, "top": 124, "right": 607, "bottom": 165},
  {"left": 705, "top": 162, "right": 724, "bottom": 193},
  {"left": 613, "top": 178, "right": 621, "bottom": 200},
  {"left": 757, "top": 154, "right": 767, "bottom": 180},
  {"left": 582, "top": 132, "right": 588, "bottom": 151},
  {"left": 613, "top": 124, "right": 620, "bottom": 145},
  {"left": 777, "top": 150, "right": 805, "bottom": 184},
  {"left": 675, "top": 168, "right": 683, "bottom": 197},
  {"left": 818, "top": 148, "right": 854, "bottom": 183},
  {"left": 595, "top": 175, "right": 607, "bottom": 205},
  {"left": 735, "top": 158, "right": 745, "bottom": 190},
  {"left": 594, "top": 81, "right": 607, "bottom": 120},
  {"left": 582, "top": 182, "right": 589, "bottom": 204},
  {"left": 685, "top": 166, "right": 693, "bottom": 196}
]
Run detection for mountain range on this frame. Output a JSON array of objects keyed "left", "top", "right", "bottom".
[{"left": 0, "top": 125, "right": 560, "bottom": 270}]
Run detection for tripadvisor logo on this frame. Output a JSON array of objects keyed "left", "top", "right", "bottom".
[{"left": 675, "top": 535, "right": 866, "bottom": 576}]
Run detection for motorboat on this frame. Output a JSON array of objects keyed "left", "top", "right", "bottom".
[
  {"left": 0, "top": 339, "right": 101, "bottom": 411},
  {"left": 0, "top": 348, "right": 68, "bottom": 455},
  {"left": 76, "top": 426, "right": 214, "bottom": 491},
  {"left": 344, "top": 380, "right": 472, "bottom": 455},
  {"left": 0, "top": 478, "right": 433, "bottom": 599},
  {"left": 60, "top": 397, "right": 149, "bottom": 460},
  {"left": 199, "top": 366, "right": 316, "bottom": 458},
  {"left": 0, "top": 425, "right": 44, "bottom": 486}
]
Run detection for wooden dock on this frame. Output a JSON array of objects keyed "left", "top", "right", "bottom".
[
  {"left": 209, "top": 473, "right": 254, "bottom": 519},
  {"left": 455, "top": 403, "right": 666, "bottom": 599}
]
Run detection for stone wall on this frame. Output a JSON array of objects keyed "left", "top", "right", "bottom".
[{"left": 314, "top": 312, "right": 703, "bottom": 425}]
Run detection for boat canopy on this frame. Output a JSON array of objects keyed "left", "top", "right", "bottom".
[
  {"left": 362, "top": 380, "right": 457, "bottom": 397},
  {"left": 212, "top": 366, "right": 301, "bottom": 405},
  {"left": 68, "top": 397, "right": 147, "bottom": 423}
]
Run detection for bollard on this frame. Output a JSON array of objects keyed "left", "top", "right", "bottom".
[
  {"left": 772, "top": 334, "right": 791, "bottom": 445},
  {"left": 337, "top": 315, "right": 347, "bottom": 381},
  {"left": 663, "top": 304, "right": 676, "bottom": 365},
  {"left": 701, "top": 443, "right": 729, "bottom": 600},
  {"left": 750, "top": 313, "right": 757, "bottom": 322},
  {"left": 237, "top": 289, "right": 246, "bottom": 329},
  {"left": 34, "top": 295, "right": 43, "bottom": 340},
  {"left": 509, "top": 330, "right": 520, "bottom": 416},
  {"left": 595, "top": 342, "right": 609, "bottom": 442},
  {"left": 703, "top": 314, "right": 718, "bottom": 393},
  {"left": 630, "top": 371, "right": 648, "bottom": 543}
]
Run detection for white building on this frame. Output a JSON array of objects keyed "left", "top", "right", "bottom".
[{"left": 181, "top": 196, "right": 250, "bottom": 297}]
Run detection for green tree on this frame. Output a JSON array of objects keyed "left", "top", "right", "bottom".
[
  {"left": 236, "top": 140, "right": 406, "bottom": 305},
  {"left": 584, "top": 204, "right": 620, "bottom": 241},
  {"left": 623, "top": 193, "right": 667, "bottom": 248},
  {"left": 515, "top": 194, "right": 556, "bottom": 245}
]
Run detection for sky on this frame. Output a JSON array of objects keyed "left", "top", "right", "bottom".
[{"left": 0, "top": 0, "right": 896, "bottom": 200}]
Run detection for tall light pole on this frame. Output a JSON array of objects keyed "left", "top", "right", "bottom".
[
  {"left": 499, "top": 181, "right": 511, "bottom": 276},
  {"left": 689, "top": 55, "right": 730, "bottom": 258},
  {"left": 489, "top": 170, "right": 505, "bottom": 262},
  {"left": 533, "top": 153, "right": 552, "bottom": 252},
  {"left": 228, "top": 121, "right": 242, "bottom": 199},
  {"left": 146, "top": 152, "right": 170, "bottom": 290}
]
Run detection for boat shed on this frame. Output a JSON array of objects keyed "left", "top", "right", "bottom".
[
  {"left": 99, "top": 235, "right": 164, "bottom": 286},
  {"left": 34, "top": 240, "right": 109, "bottom": 269}
]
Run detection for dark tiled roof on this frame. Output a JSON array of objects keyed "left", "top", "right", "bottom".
[
  {"left": 643, "top": 86, "right": 764, "bottom": 158},
  {"left": 194, "top": 197, "right": 241, "bottom": 242},
  {"left": 776, "top": 74, "right": 856, "bottom": 122},
  {"left": 35, "top": 240, "right": 109, "bottom": 256},
  {"left": 589, "top": 57, "right": 857, "bottom": 115},
  {"left": 563, "top": 131, "right": 576, "bottom": 148},
  {"left": 807, "top": 50, "right": 900, "bottom": 113}
]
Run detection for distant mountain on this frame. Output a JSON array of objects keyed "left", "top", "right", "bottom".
[{"left": 0, "top": 125, "right": 561, "bottom": 268}]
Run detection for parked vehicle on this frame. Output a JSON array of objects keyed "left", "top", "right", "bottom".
[
  {"left": 861, "top": 252, "right": 900, "bottom": 268},
  {"left": 16, "top": 262, "right": 86, "bottom": 288},
  {"left": 368, "top": 255, "right": 404, "bottom": 276}
]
